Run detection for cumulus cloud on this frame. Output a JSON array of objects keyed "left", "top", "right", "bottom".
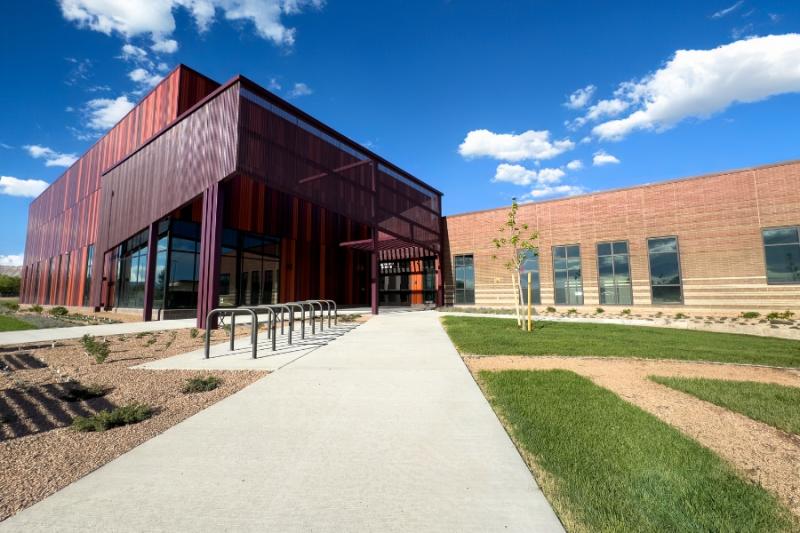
[
  {"left": 566, "top": 159, "right": 583, "bottom": 171},
  {"left": 493, "top": 164, "right": 565, "bottom": 186},
  {"left": 85, "top": 96, "right": 135, "bottom": 130},
  {"left": 590, "top": 34, "right": 800, "bottom": 140},
  {"left": 58, "top": 0, "right": 325, "bottom": 48},
  {"left": 459, "top": 129, "right": 574, "bottom": 162},
  {"left": 593, "top": 150, "right": 620, "bottom": 166},
  {"left": 120, "top": 43, "right": 149, "bottom": 61},
  {"left": 0, "top": 176, "right": 49, "bottom": 198},
  {"left": 129, "top": 67, "right": 164, "bottom": 89},
  {"left": 522, "top": 184, "right": 586, "bottom": 200},
  {"left": 288, "top": 82, "right": 313, "bottom": 98},
  {"left": 0, "top": 254, "right": 24, "bottom": 266},
  {"left": 24, "top": 145, "right": 78, "bottom": 167},
  {"left": 565, "top": 85, "right": 595, "bottom": 109}
]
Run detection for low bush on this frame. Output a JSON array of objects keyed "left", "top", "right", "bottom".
[
  {"left": 182, "top": 375, "right": 222, "bottom": 393},
  {"left": 595, "top": 307, "right": 605, "bottom": 314},
  {"left": 567, "top": 308, "right": 577, "bottom": 315},
  {"left": 189, "top": 328, "right": 200, "bottom": 338},
  {"left": 339, "top": 313, "right": 361, "bottom": 323},
  {"left": 48, "top": 306, "right": 69, "bottom": 317},
  {"left": 545, "top": 306, "right": 556, "bottom": 313},
  {"left": 60, "top": 383, "right": 107, "bottom": 402},
  {"left": 1, "top": 301, "right": 20, "bottom": 312},
  {"left": 30, "top": 304, "right": 43, "bottom": 314},
  {"left": 766, "top": 310, "right": 795, "bottom": 320},
  {"left": 621, "top": 308, "right": 631, "bottom": 316},
  {"left": 80, "top": 334, "right": 110, "bottom": 363},
  {"left": 740, "top": 311, "right": 760, "bottom": 319},
  {"left": 674, "top": 312, "right": 688, "bottom": 319},
  {"left": 71, "top": 403, "right": 152, "bottom": 432}
]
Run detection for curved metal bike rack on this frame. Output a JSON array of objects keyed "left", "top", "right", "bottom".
[
  {"left": 241, "top": 306, "right": 279, "bottom": 352},
  {"left": 284, "top": 303, "right": 305, "bottom": 339},
  {"left": 205, "top": 308, "right": 258, "bottom": 359},
  {"left": 299, "top": 300, "right": 325, "bottom": 332},
  {"left": 320, "top": 300, "right": 337, "bottom": 326}
]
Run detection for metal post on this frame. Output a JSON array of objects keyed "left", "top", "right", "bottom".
[
  {"left": 230, "top": 312, "right": 236, "bottom": 350},
  {"left": 527, "top": 271, "right": 532, "bottom": 332},
  {"left": 371, "top": 229, "right": 379, "bottom": 315}
]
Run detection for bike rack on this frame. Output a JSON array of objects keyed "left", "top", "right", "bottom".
[
  {"left": 320, "top": 300, "right": 337, "bottom": 326},
  {"left": 299, "top": 300, "right": 325, "bottom": 332},
  {"left": 241, "top": 306, "right": 279, "bottom": 352},
  {"left": 284, "top": 303, "right": 306, "bottom": 339},
  {"left": 205, "top": 308, "right": 258, "bottom": 359}
]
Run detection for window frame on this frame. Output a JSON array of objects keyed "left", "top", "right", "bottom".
[
  {"left": 595, "top": 240, "right": 633, "bottom": 306},
  {"left": 452, "top": 253, "right": 475, "bottom": 305},
  {"left": 762, "top": 225, "right": 800, "bottom": 285},
  {"left": 519, "top": 249, "right": 541, "bottom": 305},
  {"left": 552, "top": 244, "right": 583, "bottom": 305},
  {"left": 646, "top": 235, "right": 684, "bottom": 305}
]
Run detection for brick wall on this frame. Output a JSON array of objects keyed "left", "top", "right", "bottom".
[{"left": 443, "top": 160, "right": 800, "bottom": 312}]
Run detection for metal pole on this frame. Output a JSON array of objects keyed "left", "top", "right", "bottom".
[
  {"left": 230, "top": 312, "right": 236, "bottom": 351},
  {"left": 204, "top": 311, "right": 213, "bottom": 359},
  {"left": 250, "top": 309, "right": 257, "bottom": 359},
  {"left": 527, "top": 271, "right": 532, "bottom": 332}
]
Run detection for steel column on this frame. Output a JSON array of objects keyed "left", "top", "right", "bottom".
[
  {"left": 197, "top": 183, "right": 224, "bottom": 329},
  {"left": 142, "top": 222, "right": 158, "bottom": 322}
]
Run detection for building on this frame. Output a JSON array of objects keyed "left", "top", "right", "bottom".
[
  {"left": 20, "top": 65, "right": 443, "bottom": 326},
  {"left": 443, "top": 160, "right": 800, "bottom": 312},
  {"left": 20, "top": 65, "right": 800, "bottom": 322}
]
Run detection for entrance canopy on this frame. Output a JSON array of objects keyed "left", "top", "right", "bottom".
[{"left": 339, "top": 231, "right": 436, "bottom": 261}]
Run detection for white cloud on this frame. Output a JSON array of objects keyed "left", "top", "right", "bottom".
[
  {"left": 58, "top": 0, "right": 325, "bottom": 48},
  {"left": 24, "top": 145, "right": 78, "bottom": 167},
  {"left": 592, "top": 34, "right": 800, "bottom": 140},
  {"left": 523, "top": 184, "right": 586, "bottom": 200},
  {"left": 267, "top": 77, "right": 282, "bottom": 91},
  {"left": 493, "top": 164, "right": 566, "bottom": 186},
  {"left": 120, "top": 43, "right": 148, "bottom": 61},
  {"left": 459, "top": 129, "right": 574, "bottom": 162},
  {"left": 288, "top": 82, "right": 312, "bottom": 98},
  {"left": 151, "top": 38, "right": 178, "bottom": 53},
  {"left": 0, "top": 254, "right": 24, "bottom": 266},
  {"left": 711, "top": 1, "right": 743, "bottom": 18},
  {"left": 566, "top": 159, "right": 583, "bottom": 171},
  {"left": 593, "top": 150, "right": 620, "bottom": 166},
  {"left": 129, "top": 67, "right": 164, "bottom": 89},
  {"left": 85, "top": 96, "right": 135, "bottom": 130},
  {"left": 0, "top": 176, "right": 49, "bottom": 198},
  {"left": 565, "top": 84, "right": 595, "bottom": 109}
]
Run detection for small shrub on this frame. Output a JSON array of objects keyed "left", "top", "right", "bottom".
[
  {"left": 546, "top": 306, "right": 556, "bottom": 313},
  {"left": 1, "top": 301, "right": 19, "bottom": 312},
  {"left": 189, "top": 328, "right": 199, "bottom": 338},
  {"left": 135, "top": 332, "right": 148, "bottom": 339},
  {"left": 621, "top": 309, "right": 631, "bottom": 316},
  {"left": 145, "top": 337, "right": 157, "bottom": 346},
  {"left": 595, "top": 307, "right": 605, "bottom": 314},
  {"left": 71, "top": 403, "right": 152, "bottom": 432},
  {"left": 567, "top": 308, "right": 577, "bottom": 315},
  {"left": 61, "top": 383, "right": 107, "bottom": 402},
  {"left": 182, "top": 375, "right": 222, "bottom": 393},
  {"left": 339, "top": 313, "right": 361, "bottom": 323},
  {"left": 48, "top": 306, "right": 69, "bottom": 317},
  {"left": 80, "top": 334, "right": 110, "bottom": 363},
  {"left": 766, "top": 310, "right": 795, "bottom": 320},
  {"left": 654, "top": 312, "right": 663, "bottom": 318},
  {"left": 30, "top": 304, "right": 43, "bottom": 314},
  {"left": 675, "top": 312, "right": 688, "bottom": 319}
]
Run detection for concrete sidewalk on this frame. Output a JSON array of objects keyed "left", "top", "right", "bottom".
[
  {"left": 0, "top": 318, "right": 197, "bottom": 346},
  {"left": 1, "top": 311, "right": 563, "bottom": 532}
]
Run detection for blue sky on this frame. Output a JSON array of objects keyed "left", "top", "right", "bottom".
[{"left": 1, "top": 0, "right": 799, "bottom": 265}]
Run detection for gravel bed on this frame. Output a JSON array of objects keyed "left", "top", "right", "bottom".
[{"left": 0, "top": 326, "right": 265, "bottom": 521}]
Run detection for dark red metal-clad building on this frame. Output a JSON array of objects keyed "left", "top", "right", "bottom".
[{"left": 20, "top": 65, "right": 444, "bottom": 326}]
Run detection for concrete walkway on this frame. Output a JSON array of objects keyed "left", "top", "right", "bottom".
[
  {"left": 0, "top": 318, "right": 197, "bottom": 346},
  {"left": 1, "top": 311, "right": 563, "bottom": 532}
]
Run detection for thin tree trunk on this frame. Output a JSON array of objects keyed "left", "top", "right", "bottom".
[{"left": 512, "top": 273, "right": 521, "bottom": 327}]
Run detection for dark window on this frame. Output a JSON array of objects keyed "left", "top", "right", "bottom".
[
  {"left": 763, "top": 226, "right": 800, "bottom": 284},
  {"left": 597, "top": 241, "right": 632, "bottom": 305},
  {"left": 553, "top": 245, "right": 582, "bottom": 305},
  {"left": 454, "top": 254, "right": 475, "bottom": 304},
  {"left": 519, "top": 250, "right": 541, "bottom": 304},
  {"left": 648, "top": 236, "right": 682, "bottom": 304},
  {"left": 115, "top": 229, "right": 150, "bottom": 309},
  {"left": 83, "top": 245, "right": 94, "bottom": 307}
]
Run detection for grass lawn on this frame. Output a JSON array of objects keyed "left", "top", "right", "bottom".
[
  {"left": 0, "top": 314, "right": 36, "bottom": 332},
  {"left": 480, "top": 369, "right": 795, "bottom": 532},
  {"left": 651, "top": 376, "right": 800, "bottom": 435},
  {"left": 441, "top": 316, "right": 800, "bottom": 367}
]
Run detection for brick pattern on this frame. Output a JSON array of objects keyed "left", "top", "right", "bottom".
[{"left": 443, "top": 161, "right": 800, "bottom": 312}]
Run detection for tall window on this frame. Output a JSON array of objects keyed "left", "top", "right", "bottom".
[
  {"left": 553, "top": 245, "right": 583, "bottom": 305},
  {"left": 597, "top": 241, "right": 632, "bottom": 305},
  {"left": 83, "top": 245, "right": 94, "bottom": 307},
  {"left": 454, "top": 254, "right": 475, "bottom": 304},
  {"left": 519, "top": 250, "right": 541, "bottom": 304},
  {"left": 115, "top": 229, "right": 149, "bottom": 309},
  {"left": 763, "top": 227, "right": 800, "bottom": 284},
  {"left": 648, "top": 236, "right": 682, "bottom": 304}
]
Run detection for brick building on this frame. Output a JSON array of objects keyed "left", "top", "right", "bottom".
[{"left": 442, "top": 160, "right": 800, "bottom": 313}]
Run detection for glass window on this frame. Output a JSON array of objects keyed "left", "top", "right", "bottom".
[
  {"left": 519, "top": 250, "right": 541, "bottom": 305},
  {"left": 597, "top": 241, "right": 632, "bottom": 305},
  {"left": 553, "top": 245, "right": 583, "bottom": 305},
  {"left": 648, "top": 236, "right": 682, "bottom": 304},
  {"left": 454, "top": 254, "right": 475, "bottom": 304},
  {"left": 763, "top": 227, "right": 800, "bottom": 284}
]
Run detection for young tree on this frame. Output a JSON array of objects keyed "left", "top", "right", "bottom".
[{"left": 492, "top": 198, "right": 539, "bottom": 329}]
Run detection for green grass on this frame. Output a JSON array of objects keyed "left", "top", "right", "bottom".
[
  {"left": 480, "top": 370, "right": 795, "bottom": 532},
  {"left": 651, "top": 376, "right": 800, "bottom": 435},
  {"left": 0, "top": 314, "right": 36, "bottom": 332},
  {"left": 441, "top": 316, "right": 800, "bottom": 367}
]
